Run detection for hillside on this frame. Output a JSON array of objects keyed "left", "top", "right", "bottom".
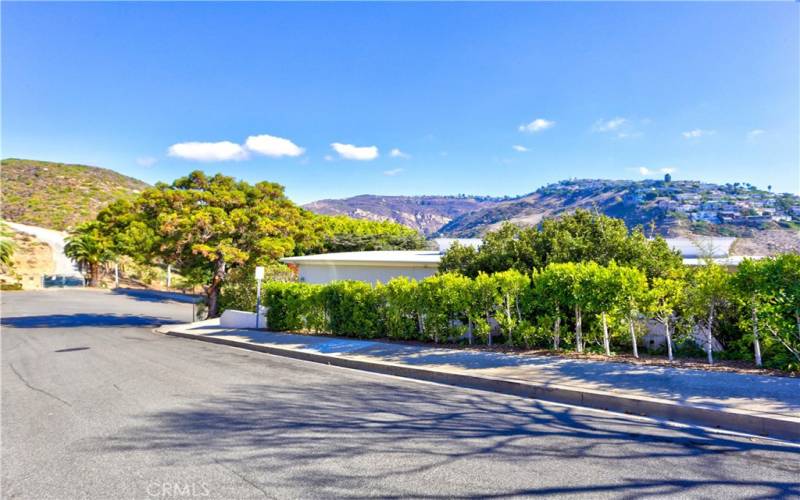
[
  {"left": 304, "top": 194, "right": 508, "bottom": 236},
  {"left": 1, "top": 158, "right": 150, "bottom": 231},
  {"left": 306, "top": 179, "right": 800, "bottom": 254}
]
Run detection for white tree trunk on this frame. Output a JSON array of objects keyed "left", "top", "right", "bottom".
[
  {"left": 467, "top": 318, "right": 473, "bottom": 345},
  {"left": 554, "top": 316, "right": 561, "bottom": 350},
  {"left": 602, "top": 311, "right": 611, "bottom": 356},
  {"left": 629, "top": 317, "right": 639, "bottom": 359},
  {"left": 575, "top": 305, "right": 583, "bottom": 353},
  {"left": 664, "top": 318, "right": 673, "bottom": 362},
  {"left": 707, "top": 305, "right": 715, "bottom": 365},
  {"left": 752, "top": 303, "right": 762, "bottom": 367}
]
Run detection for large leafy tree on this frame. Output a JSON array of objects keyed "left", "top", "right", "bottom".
[
  {"left": 439, "top": 210, "right": 681, "bottom": 279},
  {"left": 647, "top": 272, "right": 686, "bottom": 362},
  {"left": 99, "top": 171, "right": 313, "bottom": 317},
  {"left": 64, "top": 222, "right": 114, "bottom": 287}
]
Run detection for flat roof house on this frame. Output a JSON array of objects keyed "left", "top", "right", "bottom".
[
  {"left": 281, "top": 250, "right": 442, "bottom": 285},
  {"left": 281, "top": 237, "right": 762, "bottom": 285}
]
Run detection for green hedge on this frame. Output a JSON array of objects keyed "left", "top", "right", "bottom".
[{"left": 220, "top": 255, "right": 800, "bottom": 372}]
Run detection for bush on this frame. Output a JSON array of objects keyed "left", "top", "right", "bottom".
[{"left": 321, "top": 281, "right": 383, "bottom": 338}]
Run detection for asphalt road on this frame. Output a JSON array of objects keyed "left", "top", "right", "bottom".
[{"left": 2, "top": 290, "right": 799, "bottom": 499}]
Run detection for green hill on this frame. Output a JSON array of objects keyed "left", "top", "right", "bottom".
[{"left": 1, "top": 158, "right": 150, "bottom": 231}]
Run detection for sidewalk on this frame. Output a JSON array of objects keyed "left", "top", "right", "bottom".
[{"left": 157, "top": 320, "right": 800, "bottom": 441}]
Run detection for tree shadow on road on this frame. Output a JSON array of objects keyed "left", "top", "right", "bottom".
[
  {"left": 111, "top": 287, "right": 201, "bottom": 304},
  {"left": 95, "top": 377, "right": 800, "bottom": 498},
  {"left": 1, "top": 313, "right": 181, "bottom": 328}
]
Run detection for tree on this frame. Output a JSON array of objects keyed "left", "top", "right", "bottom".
[
  {"left": 439, "top": 210, "right": 682, "bottom": 280},
  {"left": 732, "top": 258, "right": 766, "bottom": 366},
  {"left": 648, "top": 274, "right": 686, "bottom": 362},
  {"left": 490, "top": 269, "right": 531, "bottom": 346},
  {"left": 98, "top": 171, "right": 312, "bottom": 317},
  {"left": 613, "top": 265, "right": 649, "bottom": 358},
  {"left": 304, "top": 215, "right": 426, "bottom": 253},
  {"left": 532, "top": 265, "right": 573, "bottom": 350},
  {"left": 686, "top": 262, "right": 732, "bottom": 364},
  {"left": 0, "top": 223, "right": 15, "bottom": 271},
  {"left": 664, "top": 173, "right": 672, "bottom": 183},
  {"left": 64, "top": 222, "right": 114, "bottom": 287}
]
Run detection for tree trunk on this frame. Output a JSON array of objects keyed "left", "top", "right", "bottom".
[
  {"left": 89, "top": 262, "right": 100, "bottom": 287},
  {"left": 664, "top": 318, "right": 673, "bottom": 362},
  {"left": 602, "top": 311, "right": 611, "bottom": 356},
  {"left": 706, "top": 305, "right": 715, "bottom": 365},
  {"left": 752, "top": 301, "right": 762, "bottom": 367},
  {"left": 575, "top": 305, "right": 583, "bottom": 353},
  {"left": 205, "top": 259, "right": 226, "bottom": 318},
  {"left": 486, "top": 312, "right": 492, "bottom": 346},
  {"left": 554, "top": 316, "right": 561, "bottom": 350},
  {"left": 467, "top": 318, "right": 473, "bottom": 345},
  {"left": 505, "top": 293, "right": 512, "bottom": 345},
  {"left": 629, "top": 317, "right": 639, "bottom": 359}
]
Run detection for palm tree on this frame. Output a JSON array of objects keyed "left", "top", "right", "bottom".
[
  {"left": 64, "top": 224, "right": 112, "bottom": 287},
  {"left": 0, "top": 222, "right": 15, "bottom": 271}
]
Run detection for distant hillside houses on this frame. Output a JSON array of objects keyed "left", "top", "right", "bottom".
[{"left": 555, "top": 178, "right": 800, "bottom": 228}]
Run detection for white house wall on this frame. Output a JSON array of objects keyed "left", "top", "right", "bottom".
[{"left": 298, "top": 264, "right": 437, "bottom": 285}]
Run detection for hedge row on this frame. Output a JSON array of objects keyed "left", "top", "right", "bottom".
[{"left": 220, "top": 256, "right": 800, "bottom": 371}]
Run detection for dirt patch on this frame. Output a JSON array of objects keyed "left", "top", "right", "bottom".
[
  {"left": 731, "top": 229, "right": 800, "bottom": 256},
  {"left": 0, "top": 229, "right": 55, "bottom": 289}
]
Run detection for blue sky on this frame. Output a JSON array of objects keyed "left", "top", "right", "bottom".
[{"left": 2, "top": 2, "right": 798, "bottom": 203}]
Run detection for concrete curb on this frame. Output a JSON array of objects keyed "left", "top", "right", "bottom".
[{"left": 158, "top": 328, "right": 800, "bottom": 442}]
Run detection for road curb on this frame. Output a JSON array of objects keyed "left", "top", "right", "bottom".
[{"left": 158, "top": 328, "right": 800, "bottom": 442}]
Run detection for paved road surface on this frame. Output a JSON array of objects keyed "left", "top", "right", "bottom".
[{"left": 3, "top": 290, "right": 799, "bottom": 499}]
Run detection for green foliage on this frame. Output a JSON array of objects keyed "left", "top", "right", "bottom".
[
  {"left": 219, "top": 254, "right": 800, "bottom": 371},
  {"left": 439, "top": 210, "right": 682, "bottom": 280},
  {"left": 320, "top": 281, "right": 383, "bottom": 338},
  {"left": 64, "top": 222, "right": 115, "bottom": 286},
  {"left": 0, "top": 222, "right": 15, "bottom": 270},
  {"left": 303, "top": 215, "right": 427, "bottom": 253}
]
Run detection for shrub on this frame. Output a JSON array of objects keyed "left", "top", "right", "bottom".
[{"left": 320, "top": 281, "right": 383, "bottom": 338}]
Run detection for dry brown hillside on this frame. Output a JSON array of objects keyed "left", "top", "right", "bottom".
[{"left": 1, "top": 158, "right": 149, "bottom": 231}]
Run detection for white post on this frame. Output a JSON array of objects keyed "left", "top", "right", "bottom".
[{"left": 254, "top": 266, "right": 265, "bottom": 329}]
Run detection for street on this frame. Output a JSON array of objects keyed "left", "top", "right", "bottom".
[{"left": 2, "top": 290, "right": 799, "bottom": 499}]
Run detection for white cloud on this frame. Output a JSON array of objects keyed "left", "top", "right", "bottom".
[
  {"left": 682, "top": 129, "right": 715, "bottom": 139},
  {"left": 634, "top": 166, "right": 677, "bottom": 176},
  {"left": 518, "top": 118, "right": 555, "bottom": 133},
  {"left": 390, "top": 148, "right": 410, "bottom": 159},
  {"left": 331, "top": 142, "right": 379, "bottom": 161},
  {"left": 512, "top": 145, "right": 529, "bottom": 152},
  {"left": 244, "top": 134, "right": 304, "bottom": 157},
  {"left": 592, "top": 117, "right": 627, "bottom": 132},
  {"left": 167, "top": 141, "right": 247, "bottom": 162},
  {"left": 324, "top": 154, "right": 334, "bottom": 161},
  {"left": 747, "top": 129, "right": 766, "bottom": 141},
  {"left": 383, "top": 168, "right": 404, "bottom": 176},
  {"left": 136, "top": 156, "right": 157, "bottom": 167}
]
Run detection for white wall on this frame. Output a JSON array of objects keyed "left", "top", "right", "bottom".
[{"left": 298, "top": 264, "right": 437, "bottom": 285}]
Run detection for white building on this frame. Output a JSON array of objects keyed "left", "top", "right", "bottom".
[{"left": 281, "top": 250, "right": 441, "bottom": 284}]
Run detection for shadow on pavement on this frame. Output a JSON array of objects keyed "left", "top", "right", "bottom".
[
  {"left": 111, "top": 288, "right": 202, "bottom": 304},
  {"left": 198, "top": 329, "right": 800, "bottom": 414},
  {"left": 96, "top": 379, "right": 800, "bottom": 498},
  {"left": 1, "top": 314, "right": 181, "bottom": 329}
]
